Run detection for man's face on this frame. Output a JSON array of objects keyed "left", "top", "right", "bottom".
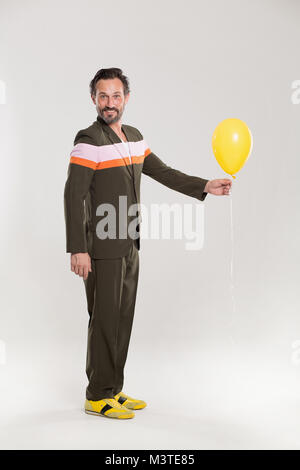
[{"left": 91, "top": 78, "right": 129, "bottom": 125}]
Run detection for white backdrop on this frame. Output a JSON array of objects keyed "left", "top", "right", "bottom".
[{"left": 0, "top": 0, "right": 300, "bottom": 450}]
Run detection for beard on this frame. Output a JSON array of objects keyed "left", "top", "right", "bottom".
[{"left": 98, "top": 105, "right": 124, "bottom": 125}]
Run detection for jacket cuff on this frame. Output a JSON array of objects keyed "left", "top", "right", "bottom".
[
  {"left": 194, "top": 178, "right": 210, "bottom": 201},
  {"left": 66, "top": 242, "right": 88, "bottom": 254}
]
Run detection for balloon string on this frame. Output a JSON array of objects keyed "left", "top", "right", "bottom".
[{"left": 229, "top": 187, "right": 238, "bottom": 349}]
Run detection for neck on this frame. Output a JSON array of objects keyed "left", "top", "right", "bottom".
[{"left": 109, "top": 121, "right": 123, "bottom": 135}]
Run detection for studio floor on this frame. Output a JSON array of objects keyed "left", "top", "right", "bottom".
[{"left": 1, "top": 338, "right": 300, "bottom": 450}]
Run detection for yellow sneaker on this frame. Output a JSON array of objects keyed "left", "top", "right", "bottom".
[
  {"left": 114, "top": 392, "right": 147, "bottom": 410},
  {"left": 85, "top": 398, "right": 135, "bottom": 419}
]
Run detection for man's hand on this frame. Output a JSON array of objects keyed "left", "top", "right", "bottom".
[
  {"left": 70, "top": 252, "right": 92, "bottom": 281},
  {"left": 204, "top": 179, "right": 232, "bottom": 196}
]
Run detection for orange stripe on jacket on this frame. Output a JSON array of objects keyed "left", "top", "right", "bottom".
[
  {"left": 70, "top": 156, "right": 98, "bottom": 170},
  {"left": 70, "top": 149, "right": 151, "bottom": 170}
]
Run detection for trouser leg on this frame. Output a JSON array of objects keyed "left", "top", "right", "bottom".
[
  {"left": 83, "top": 242, "right": 139, "bottom": 401},
  {"left": 113, "top": 243, "right": 139, "bottom": 395}
]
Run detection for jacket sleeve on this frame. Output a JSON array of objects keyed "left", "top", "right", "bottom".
[
  {"left": 63, "top": 130, "right": 97, "bottom": 254},
  {"left": 141, "top": 134, "right": 209, "bottom": 201}
]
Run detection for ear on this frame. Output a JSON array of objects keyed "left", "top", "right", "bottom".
[
  {"left": 91, "top": 94, "right": 96, "bottom": 105},
  {"left": 125, "top": 92, "right": 130, "bottom": 104}
]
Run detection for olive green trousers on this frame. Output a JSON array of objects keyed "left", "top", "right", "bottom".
[{"left": 83, "top": 240, "right": 139, "bottom": 401}]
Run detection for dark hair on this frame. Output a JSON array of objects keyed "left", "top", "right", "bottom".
[{"left": 89, "top": 68, "right": 130, "bottom": 97}]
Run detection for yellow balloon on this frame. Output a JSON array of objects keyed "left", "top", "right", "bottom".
[{"left": 212, "top": 118, "right": 252, "bottom": 179}]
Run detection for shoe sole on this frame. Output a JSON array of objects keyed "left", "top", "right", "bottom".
[{"left": 85, "top": 409, "right": 134, "bottom": 419}]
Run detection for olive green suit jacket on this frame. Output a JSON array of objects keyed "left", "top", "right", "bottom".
[{"left": 64, "top": 115, "right": 209, "bottom": 259}]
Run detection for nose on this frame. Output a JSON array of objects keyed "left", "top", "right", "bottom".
[{"left": 107, "top": 96, "right": 115, "bottom": 108}]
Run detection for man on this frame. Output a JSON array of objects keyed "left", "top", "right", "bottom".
[{"left": 64, "top": 67, "right": 232, "bottom": 420}]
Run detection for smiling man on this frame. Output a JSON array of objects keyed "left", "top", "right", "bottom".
[{"left": 63, "top": 67, "right": 232, "bottom": 420}]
